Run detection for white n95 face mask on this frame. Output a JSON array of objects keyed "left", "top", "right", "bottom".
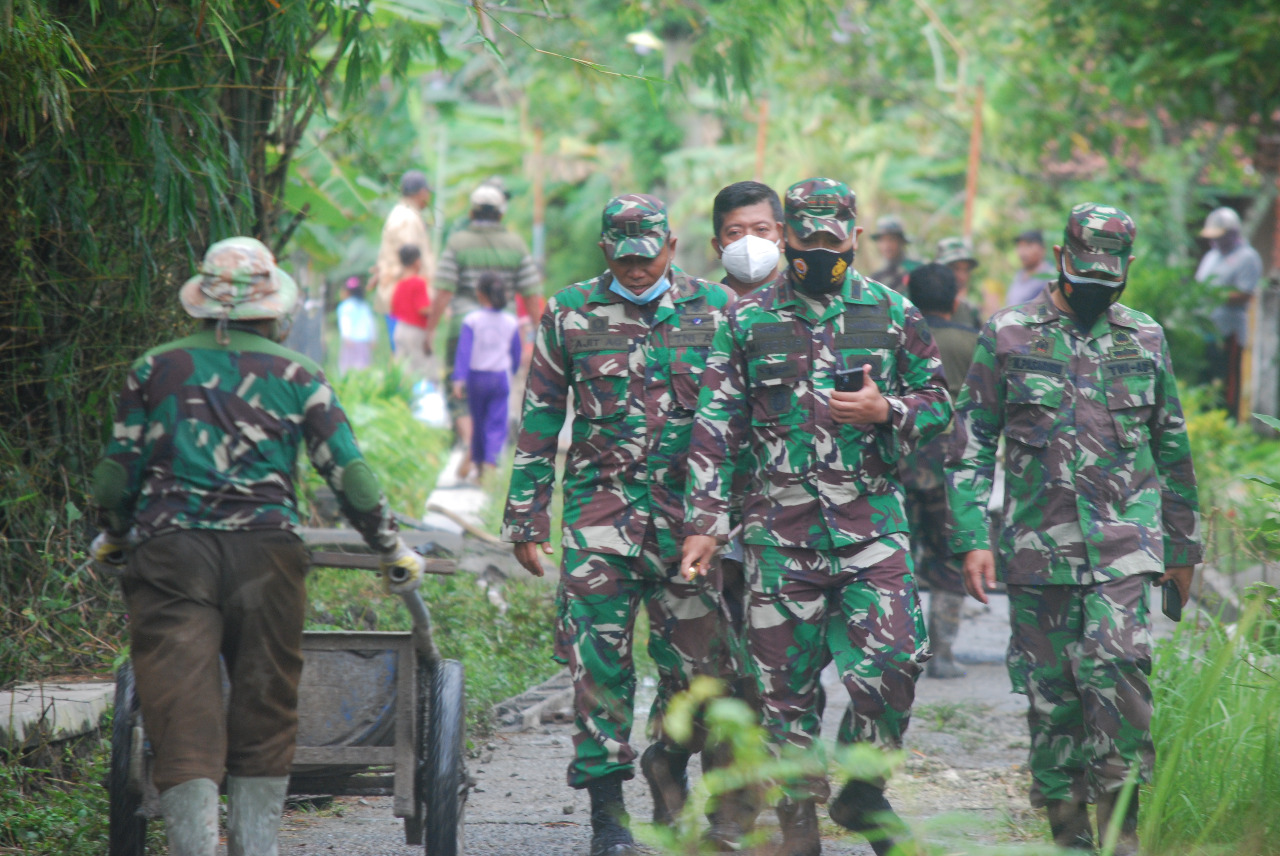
[{"left": 721, "top": 234, "right": 781, "bottom": 285}]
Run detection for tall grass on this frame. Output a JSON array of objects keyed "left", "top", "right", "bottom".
[{"left": 1145, "top": 586, "right": 1280, "bottom": 855}]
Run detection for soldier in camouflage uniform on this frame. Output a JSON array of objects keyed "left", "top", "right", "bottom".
[
  {"left": 901, "top": 263, "right": 979, "bottom": 679},
  {"left": 88, "top": 238, "right": 427, "bottom": 856},
  {"left": 502, "top": 195, "right": 735, "bottom": 856},
  {"left": 933, "top": 236, "right": 984, "bottom": 330},
  {"left": 945, "top": 204, "right": 1202, "bottom": 854},
  {"left": 682, "top": 178, "right": 952, "bottom": 856},
  {"left": 869, "top": 214, "right": 921, "bottom": 295}
]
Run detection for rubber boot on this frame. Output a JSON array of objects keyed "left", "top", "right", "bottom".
[
  {"left": 639, "top": 741, "right": 690, "bottom": 825},
  {"left": 926, "top": 591, "right": 967, "bottom": 679},
  {"left": 1096, "top": 790, "right": 1140, "bottom": 856},
  {"left": 776, "top": 799, "right": 821, "bottom": 856},
  {"left": 1045, "top": 799, "right": 1094, "bottom": 850},
  {"left": 702, "top": 741, "right": 758, "bottom": 852},
  {"left": 829, "top": 780, "right": 910, "bottom": 856},
  {"left": 158, "top": 777, "right": 220, "bottom": 856},
  {"left": 227, "top": 775, "right": 289, "bottom": 856},
  {"left": 587, "top": 773, "right": 638, "bottom": 856}
]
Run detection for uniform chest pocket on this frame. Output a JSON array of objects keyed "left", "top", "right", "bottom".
[
  {"left": 1004, "top": 374, "right": 1065, "bottom": 449},
  {"left": 1104, "top": 363, "right": 1157, "bottom": 449},
  {"left": 667, "top": 357, "right": 704, "bottom": 412},
  {"left": 572, "top": 353, "right": 629, "bottom": 421}
]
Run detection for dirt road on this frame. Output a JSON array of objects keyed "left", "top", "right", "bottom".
[{"left": 273, "top": 592, "right": 1053, "bottom": 855}]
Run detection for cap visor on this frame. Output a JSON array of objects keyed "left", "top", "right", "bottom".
[
  {"left": 1066, "top": 249, "right": 1125, "bottom": 278},
  {"left": 609, "top": 236, "right": 663, "bottom": 260},
  {"left": 1200, "top": 226, "right": 1225, "bottom": 239}
]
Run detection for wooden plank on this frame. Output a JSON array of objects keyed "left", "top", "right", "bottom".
[{"left": 292, "top": 746, "right": 396, "bottom": 766}]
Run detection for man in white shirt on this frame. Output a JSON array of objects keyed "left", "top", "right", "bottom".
[
  {"left": 1195, "top": 206, "right": 1262, "bottom": 417},
  {"left": 371, "top": 171, "right": 433, "bottom": 345}
]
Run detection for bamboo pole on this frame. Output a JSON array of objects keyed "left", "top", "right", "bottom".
[{"left": 962, "top": 80, "right": 984, "bottom": 240}]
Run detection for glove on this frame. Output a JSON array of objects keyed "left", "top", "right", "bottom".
[
  {"left": 379, "top": 538, "right": 426, "bottom": 594},
  {"left": 90, "top": 531, "right": 129, "bottom": 576}
]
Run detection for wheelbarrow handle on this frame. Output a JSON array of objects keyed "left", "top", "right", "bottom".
[{"left": 309, "top": 550, "right": 456, "bottom": 575}]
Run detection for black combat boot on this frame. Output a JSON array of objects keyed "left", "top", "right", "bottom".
[
  {"left": 639, "top": 741, "right": 690, "bottom": 825},
  {"left": 586, "top": 773, "right": 638, "bottom": 856},
  {"left": 1045, "top": 799, "right": 1094, "bottom": 850},
  {"left": 1096, "top": 790, "right": 1139, "bottom": 856},
  {"left": 701, "top": 741, "right": 758, "bottom": 852},
  {"left": 775, "top": 799, "right": 821, "bottom": 856},
  {"left": 829, "top": 780, "right": 911, "bottom": 856}
]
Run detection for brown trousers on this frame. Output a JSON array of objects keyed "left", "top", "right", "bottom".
[{"left": 123, "top": 529, "right": 310, "bottom": 792}]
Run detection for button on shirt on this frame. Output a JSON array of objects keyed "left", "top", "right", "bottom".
[
  {"left": 684, "top": 270, "right": 952, "bottom": 550},
  {"left": 502, "top": 268, "right": 731, "bottom": 561},
  {"left": 945, "top": 292, "right": 1202, "bottom": 585}
]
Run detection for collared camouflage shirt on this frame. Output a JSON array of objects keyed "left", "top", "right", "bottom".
[
  {"left": 94, "top": 329, "right": 397, "bottom": 551},
  {"left": 684, "top": 270, "right": 952, "bottom": 550},
  {"left": 944, "top": 291, "right": 1202, "bottom": 585},
  {"left": 502, "top": 267, "right": 732, "bottom": 561}
]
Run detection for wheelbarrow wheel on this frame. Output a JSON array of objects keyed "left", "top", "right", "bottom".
[
  {"left": 109, "top": 661, "right": 147, "bottom": 856},
  {"left": 424, "top": 659, "right": 466, "bottom": 856}
]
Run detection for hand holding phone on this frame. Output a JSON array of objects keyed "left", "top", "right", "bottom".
[
  {"left": 834, "top": 366, "right": 865, "bottom": 393},
  {"left": 1161, "top": 580, "right": 1182, "bottom": 622}
]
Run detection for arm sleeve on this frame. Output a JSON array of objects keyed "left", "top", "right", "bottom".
[
  {"left": 453, "top": 323, "right": 474, "bottom": 384},
  {"left": 92, "top": 362, "right": 151, "bottom": 536},
  {"left": 502, "top": 306, "right": 568, "bottom": 542},
  {"left": 509, "top": 327, "right": 523, "bottom": 375},
  {"left": 945, "top": 325, "right": 1003, "bottom": 554},
  {"left": 684, "top": 315, "right": 750, "bottom": 541},
  {"left": 515, "top": 251, "right": 543, "bottom": 296},
  {"left": 434, "top": 243, "right": 459, "bottom": 293},
  {"left": 302, "top": 374, "right": 398, "bottom": 553},
  {"left": 880, "top": 302, "right": 953, "bottom": 461},
  {"left": 1149, "top": 334, "right": 1203, "bottom": 565}
]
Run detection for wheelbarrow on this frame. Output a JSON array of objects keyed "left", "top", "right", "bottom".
[{"left": 108, "top": 529, "right": 469, "bottom": 855}]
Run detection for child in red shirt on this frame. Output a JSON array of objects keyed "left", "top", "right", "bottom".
[{"left": 390, "top": 244, "right": 432, "bottom": 381}]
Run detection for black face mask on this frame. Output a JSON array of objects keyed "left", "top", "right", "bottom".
[
  {"left": 785, "top": 245, "right": 853, "bottom": 296},
  {"left": 1058, "top": 271, "right": 1122, "bottom": 329}
]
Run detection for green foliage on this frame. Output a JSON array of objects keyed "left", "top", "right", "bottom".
[
  {"left": 1146, "top": 596, "right": 1280, "bottom": 853},
  {"left": 320, "top": 364, "right": 451, "bottom": 515},
  {"left": 0, "top": 726, "right": 137, "bottom": 854}
]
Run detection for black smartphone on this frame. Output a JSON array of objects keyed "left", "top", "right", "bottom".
[
  {"left": 834, "top": 366, "right": 865, "bottom": 393},
  {"left": 1161, "top": 580, "right": 1182, "bottom": 622}
]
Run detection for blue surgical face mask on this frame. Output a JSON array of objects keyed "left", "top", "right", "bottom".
[{"left": 609, "top": 272, "right": 671, "bottom": 305}]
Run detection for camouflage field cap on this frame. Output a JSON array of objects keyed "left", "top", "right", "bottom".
[
  {"left": 871, "top": 214, "right": 910, "bottom": 242},
  {"left": 1063, "top": 203, "right": 1136, "bottom": 277},
  {"left": 934, "top": 236, "right": 978, "bottom": 268},
  {"left": 785, "top": 178, "right": 856, "bottom": 240},
  {"left": 179, "top": 237, "right": 299, "bottom": 321},
  {"left": 600, "top": 194, "right": 669, "bottom": 259}
]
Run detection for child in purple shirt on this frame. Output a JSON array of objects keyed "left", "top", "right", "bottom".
[{"left": 452, "top": 274, "right": 523, "bottom": 478}]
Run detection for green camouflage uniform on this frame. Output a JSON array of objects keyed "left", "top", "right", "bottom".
[
  {"left": 93, "top": 241, "right": 400, "bottom": 792},
  {"left": 869, "top": 215, "right": 920, "bottom": 295},
  {"left": 503, "top": 195, "right": 735, "bottom": 788},
  {"left": 900, "top": 315, "right": 979, "bottom": 596},
  {"left": 94, "top": 329, "right": 396, "bottom": 550},
  {"left": 945, "top": 204, "right": 1202, "bottom": 807},
  {"left": 435, "top": 220, "right": 542, "bottom": 418},
  {"left": 685, "top": 179, "right": 953, "bottom": 799}
]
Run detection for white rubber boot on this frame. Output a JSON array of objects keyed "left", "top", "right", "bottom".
[
  {"left": 226, "top": 775, "right": 289, "bottom": 856},
  {"left": 158, "top": 777, "right": 219, "bottom": 856}
]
